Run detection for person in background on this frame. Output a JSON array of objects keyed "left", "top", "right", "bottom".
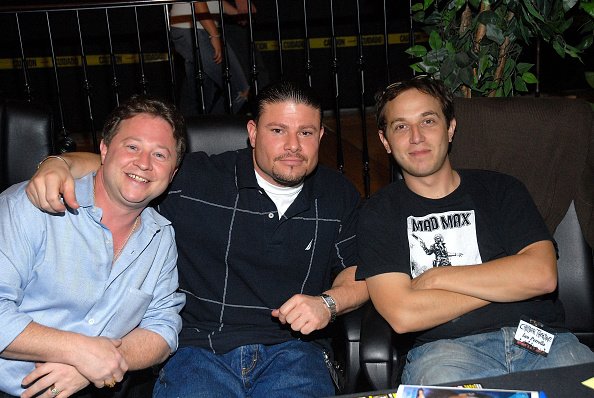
[
  {"left": 356, "top": 75, "right": 594, "bottom": 385},
  {"left": 0, "top": 95, "right": 186, "bottom": 398},
  {"left": 26, "top": 81, "right": 369, "bottom": 397},
  {"left": 224, "top": 0, "right": 270, "bottom": 89},
  {"left": 170, "top": 1, "right": 250, "bottom": 115}
]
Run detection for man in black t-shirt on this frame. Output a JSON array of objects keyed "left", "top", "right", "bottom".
[{"left": 356, "top": 76, "right": 594, "bottom": 385}]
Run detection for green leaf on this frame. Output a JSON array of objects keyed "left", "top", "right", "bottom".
[
  {"left": 410, "top": 64, "right": 424, "bottom": 73},
  {"left": 454, "top": 51, "right": 474, "bottom": 67},
  {"left": 522, "top": 72, "right": 538, "bottom": 84},
  {"left": 458, "top": 66, "right": 475, "bottom": 87},
  {"left": 523, "top": 0, "right": 546, "bottom": 22},
  {"left": 581, "top": 2, "right": 594, "bottom": 18},
  {"left": 562, "top": 0, "right": 579, "bottom": 11},
  {"left": 514, "top": 76, "right": 529, "bottom": 92},
  {"left": 417, "top": 61, "right": 440, "bottom": 74},
  {"left": 455, "top": 0, "right": 466, "bottom": 9},
  {"left": 504, "top": 58, "right": 516, "bottom": 76},
  {"left": 429, "top": 30, "right": 443, "bottom": 50},
  {"left": 552, "top": 40, "right": 566, "bottom": 58},
  {"left": 440, "top": 57, "right": 457, "bottom": 79},
  {"left": 485, "top": 24, "right": 505, "bottom": 45},
  {"left": 424, "top": 0, "right": 435, "bottom": 10},
  {"left": 504, "top": 77, "right": 513, "bottom": 96},
  {"left": 477, "top": 10, "right": 498, "bottom": 26},
  {"left": 577, "top": 35, "right": 593, "bottom": 51},
  {"left": 412, "top": 11, "right": 426, "bottom": 23},
  {"left": 406, "top": 45, "right": 428, "bottom": 57},
  {"left": 426, "top": 47, "right": 449, "bottom": 63},
  {"left": 411, "top": 2, "right": 425, "bottom": 12},
  {"left": 516, "top": 62, "right": 534, "bottom": 74}
]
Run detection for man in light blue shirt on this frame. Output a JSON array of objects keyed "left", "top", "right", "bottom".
[{"left": 0, "top": 96, "right": 186, "bottom": 398}]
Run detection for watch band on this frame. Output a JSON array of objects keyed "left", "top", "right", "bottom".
[{"left": 320, "top": 293, "right": 337, "bottom": 323}]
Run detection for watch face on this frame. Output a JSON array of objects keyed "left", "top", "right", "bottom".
[{"left": 321, "top": 294, "right": 337, "bottom": 322}]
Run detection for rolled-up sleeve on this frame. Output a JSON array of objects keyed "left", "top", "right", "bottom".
[
  {"left": 137, "top": 230, "right": 185, "bottom": 353},
  {"left": 0, "top": 185, "right": 38, "bottom": 351}
]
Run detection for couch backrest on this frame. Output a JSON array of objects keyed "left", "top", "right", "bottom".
[
  {"left": 0, "top": 100, "right": 54, "bottom": 192},
  {"left": 184, "top": 114, "right": 250, "bottom": 155},
  {"left": 451, "top": 97, "right": 593, "bottom": 236}
]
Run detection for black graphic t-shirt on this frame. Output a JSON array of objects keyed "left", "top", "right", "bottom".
[{"left": 356, "top": 170, "right": 566, "bottom": 346}]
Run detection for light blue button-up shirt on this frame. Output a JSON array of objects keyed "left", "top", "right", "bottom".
[{"left": 0, "top": 174, "right": 185, "bottom": 395}]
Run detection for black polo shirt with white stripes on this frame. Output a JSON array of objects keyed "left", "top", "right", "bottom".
[{"left": 159, "top": 148, "right": 360, "bottom": 353}]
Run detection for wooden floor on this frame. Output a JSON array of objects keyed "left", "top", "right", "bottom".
[{"left": 72, "top": 109, "right": 392, "bottom": 198}]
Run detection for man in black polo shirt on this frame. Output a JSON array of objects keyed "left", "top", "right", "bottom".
[{"left": 27, "top": 81, "right": 369, "bottom": 397}]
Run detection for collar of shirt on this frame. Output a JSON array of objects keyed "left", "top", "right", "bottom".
[{"left": 234, "top": 148, "right": 319, "bottom": 212}]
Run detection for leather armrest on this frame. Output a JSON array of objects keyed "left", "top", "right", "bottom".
[
  {"left": 337, "top": 304, "right": 365, "bottom": 393},
  {"left": 359, "top": 303, "right": 395, "bottom": 390}
]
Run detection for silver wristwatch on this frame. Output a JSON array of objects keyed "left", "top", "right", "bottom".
[{"left": 320, "top": 293, "right": 337, "bottom": 323}]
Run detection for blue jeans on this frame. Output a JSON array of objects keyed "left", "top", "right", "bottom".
[
  {"left": 403, "top": 327, "right": 594, "bottom": 385},
  {"left": 153, "top": 340, "right": 335, "bottom": 397},
  {"left": 171, "top": 27, "right": 249, "bottom": 115}
]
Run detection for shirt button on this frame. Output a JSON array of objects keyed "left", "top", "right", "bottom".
[
  {"left": 268, "top": 213, "right": 274, "bottom": 218},
  {"left": 88, "top": 318, "right": 95, "bottom": 325}
]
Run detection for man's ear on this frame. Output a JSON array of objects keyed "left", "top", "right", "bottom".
[
  {"left": 448, "top": 118, "right": 456, "bottom": 142},
  {"left": 378, "top": 130, "right": 391, "bottom": 154},
  {"left": 247, "top": 120, "right": 257, "bottom": 148},
  {"left": 319, "top": 126, "right": 325, "bottom": 142},
  {"left": 170, "top": 168, "right": 178, "bottom": 183},
  {"left": 99, "top": 140, "right": 107, "bottom": 164}
]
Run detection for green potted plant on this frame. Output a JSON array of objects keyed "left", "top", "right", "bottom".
[{"left": 407, "top": 0, "right": 594, "bottom": 97}]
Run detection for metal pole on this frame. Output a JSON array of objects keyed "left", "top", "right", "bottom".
[
  {"left": 355, "top": 0, "right": 370, "bottom": 198},
  {"left": 75, "top": 10, "right": 98, "bottom": 152},
  {"left": 46, "top": 11, "right": 76, "bottom": 152},
  {"left": 105, "top": 8, "right": 121, "bottom": 106},
  {"left": 163, "top": 4, "right": 178, "bottom": 104},
  {"left": 15, "top": 13, "right": 33, "bottom": 102},
  {"left": 134, "top": 6, "right": 148, "bottom": 94},
  {"left": 329, "top": 0, "right": 343, "bottom": 173}
]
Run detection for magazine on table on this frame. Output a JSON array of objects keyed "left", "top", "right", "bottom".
[
  {"left": 395, "top": 384, "right": 546, "bottom": 398},
  {"left": 351, "top": 384, "right": 546, "bottom": 398}
]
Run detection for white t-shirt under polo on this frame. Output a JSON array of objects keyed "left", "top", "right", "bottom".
[{"left": 255, "top": 171, "right": 303, "bottom": 219}]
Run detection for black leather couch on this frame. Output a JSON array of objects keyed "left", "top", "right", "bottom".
[
  {"left": 0, "top": 99, "right": 54, "bottom": 192},
  {"left": 359, "top": 97, "right": 594, "bottom": 390}
]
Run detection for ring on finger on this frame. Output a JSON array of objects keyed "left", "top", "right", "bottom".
[
  {"left": 105, "top": 379, "right": 117, "bottom": 388},
  {"left": 49, "top": 385, "right": 61, "bottom": 397}
]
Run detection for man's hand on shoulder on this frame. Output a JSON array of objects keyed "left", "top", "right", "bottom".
[
  {"left": 26, "top": 156, "right": 78, "bottom": 213},
  {"left": 271, "top": 294, "right": 332, "bottom": 335}
]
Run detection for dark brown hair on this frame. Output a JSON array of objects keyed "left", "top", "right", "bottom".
[{"left": 102, "top": 95, "right": 186, "bottom": 166}]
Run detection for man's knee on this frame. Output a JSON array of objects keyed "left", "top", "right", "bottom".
[
  {"left": 544, "top": 333, "right": 594, "bottom": 367},
  {"left": 403, "top": 340, "right": 500, "bottom": 385}
]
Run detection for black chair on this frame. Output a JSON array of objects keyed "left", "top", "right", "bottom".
[
  {"left": 359, "top": 97, "right": 594, "bottom": 390},
  {"left": 0, "top": 99, "right": 54, "bottom": 192},
  {"left": 185, "top": 114, "right": 251, "bottom": 154}
]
